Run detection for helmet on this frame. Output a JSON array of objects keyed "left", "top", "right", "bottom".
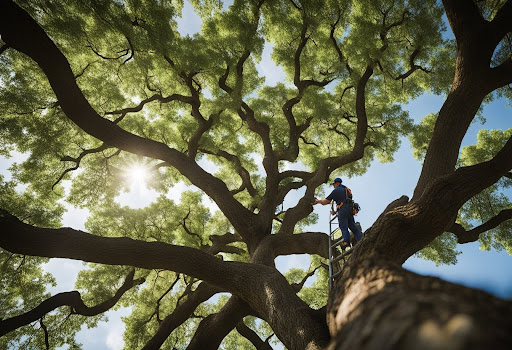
[{"left": 332, "top": 177, "right": 342, "bottom": 184}]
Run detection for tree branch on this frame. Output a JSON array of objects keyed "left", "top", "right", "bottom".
[
  {"left": 488, "top": 58, "right": 512, "bottom": 92},
  {"left": 489, "top": 0, "right": 512, "bottom": 44},
  {"left": 198, "top": 148, "right": 258, "bottom": 197},
  {"left": 53, "top": 143, "right": 111, "bottom": 189},
  {"left": 236, "top": 320, "right": 274, "bottom": 350},
  {"left": 356, "top": 135, "right": 512, "bottom": 264},
  {"left": 277, "top": 66, "right": 373, "bottom": 235},
  {"left": 141, "top": 282, "right": 221, "bottom": 350},
  {"left": 330, "top": 10, "right": 352, "bottom": 74},
  {"left": 252, "top": 232, "right": 329, "bottom": 265},
  {"left": 0, "top": 44, "right": 9, "bottom": 55},
  {"left": 187, "top": 296, "right": 253, "bottom": 349},
  {"left": 447, "top": 208, "right": 512, "bottom": 244},
  {"left": 0, "top": 269, "right": 144, "bottom": 336},
  {"left": 291, "top": 265, "right": 320, "bottom": 293},
  {"left": 0, "top": 0, "right": 258, "bottom": 242}
]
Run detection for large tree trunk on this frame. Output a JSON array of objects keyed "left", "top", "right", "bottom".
[{"left": 326, "top": 255, "right": 512, "bottom": 350}]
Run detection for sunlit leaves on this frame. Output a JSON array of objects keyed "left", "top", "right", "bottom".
[
  {"left": 409, "top": 112, "right": 437, "bottom": 161},
  {"left": 456, "top": 128, "right": 512, "bottom": 254},
  {"left": 414, "top": 233, "right": 460, "bottom": 266}
]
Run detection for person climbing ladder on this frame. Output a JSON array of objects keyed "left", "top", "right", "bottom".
[{"left": 313, "top": 177, "right": 363, "bottom": 248}]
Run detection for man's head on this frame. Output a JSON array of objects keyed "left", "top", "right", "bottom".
[{"left": 332, "top": 177, "right": 342, "bottom": 187}]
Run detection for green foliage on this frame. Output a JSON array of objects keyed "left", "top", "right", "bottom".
[
  {"left": 0, "top": 0, "right": 466, "bottom": 347},
  {"left": 409, "top": 112, "right": 437, "bottom": 161},
  {"left": 414, "top": 233, "right": 460, "bottom": 266},
  {"left": 457, "top": 129, "right": 512, "bottom": 254}
]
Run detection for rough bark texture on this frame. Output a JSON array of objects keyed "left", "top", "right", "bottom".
[{"left": 327, "top": 255, "right": 512, "bottom": 350}]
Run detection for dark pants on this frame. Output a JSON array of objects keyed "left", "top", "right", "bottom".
[{"left": 338, "top": 203, "right": 362, "bottom": 245}]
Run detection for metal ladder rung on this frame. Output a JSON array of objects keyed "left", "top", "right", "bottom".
[
  {"left": 332, "top": 270, "right": 342, "bottom": 280},
  {"left": 331, "top": 247, "right": 353, "bottom": 264},
  {"left": 330, "top": 238, "right": 344, "bottom": 249}
]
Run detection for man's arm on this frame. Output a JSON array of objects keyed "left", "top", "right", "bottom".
[{"left": 314, "top": 198, "right": 331, "bottom": 205}]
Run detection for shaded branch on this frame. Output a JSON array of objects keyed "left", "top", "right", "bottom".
[
  {"left": 198, "top": 148, "right": 258, "bottom": 197},
  {"left": 448, "top": 208, "right": 512, "bottom": 244},
  {"left": 487, "top": 58, "right": 512, "bottom": 92},
  {"left": 291, "top": 265, "right": 321, "bottom": 293},
  {"left": 142, "top": 282, "right": 221, "bottom": 350},
  {"left": 490, "top": 0, "right": 512, "bottom": 44},
  {"left": 39, "top": 318, "right": 50, "bottom": 350},
  {"left": 252, "top": 232, "right": 329, "bottom": 265},
  {"left": 236, "top": 320, "right": 274, "bottom": 350},
  {"left": 0, "top": 269, "right": 144, "bottom": 336},
  {"left": 1, "top": 44, "right": 9, "bottom": 55},
  {"left": 187, "top": 296, "right": 254, "bottom": 349},
  {"left": 53, "top": 143, "right": 111, "bottom": 189},
  {"left": 392, "top": 48, "right": 432, "bottom": 82}
]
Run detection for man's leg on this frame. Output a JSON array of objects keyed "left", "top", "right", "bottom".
[
  {"left": 338, "top": 210, "right": 351, "bottom": 245},
  {"left": 348, "top": 214, "right": 362, "bottom": 241}
]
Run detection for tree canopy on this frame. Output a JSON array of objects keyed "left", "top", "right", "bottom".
[{"left": 1, "top": 0, "right": 511, "bottom": 349}]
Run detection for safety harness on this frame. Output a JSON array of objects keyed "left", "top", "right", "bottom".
[{"left": 335, "top": 187, "right": 354, "bottom": 210}]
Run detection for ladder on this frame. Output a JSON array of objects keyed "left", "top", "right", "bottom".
[{"left": 328, "top": 203, "right": 361, "bottom": 290}]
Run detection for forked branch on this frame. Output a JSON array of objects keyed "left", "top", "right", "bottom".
[
  {"left": 448, "top": 208, "right": 512, "bottom": 244},
  {"left": 0, "top": 269, "right": 144, "bottom": 336}
]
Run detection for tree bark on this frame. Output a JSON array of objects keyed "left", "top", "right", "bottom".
[
  {"left": 0, "top": 210, "right": 330, "bottom": 349},
  {"left": 326, "top": 255, "right": 512, "bottom": 350}
]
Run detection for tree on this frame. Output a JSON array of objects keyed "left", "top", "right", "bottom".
[{"left": 0, "top": 0, "right": 511, "bottom": 349}]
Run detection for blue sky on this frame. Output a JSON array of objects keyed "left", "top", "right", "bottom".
[{"left": 1, "top": 1, "right": 511, "bottom": 349}]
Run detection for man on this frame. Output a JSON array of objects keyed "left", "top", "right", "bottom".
[{"left": 314, "top": 177, "right": 363, "bottom": 248}]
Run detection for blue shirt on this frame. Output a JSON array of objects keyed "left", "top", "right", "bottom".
[{"left": 326, "top": 185, "right": 349, "bottom": 206}]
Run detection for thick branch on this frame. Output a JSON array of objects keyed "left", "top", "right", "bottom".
[
  {"left": 252, "top": 232, "right": 329, "bottom": 266},
  {"left": 207, "top": 232, "right": 244, "bottom": 256},
  {"left": 327, "top": 255, "right": 512, "bottom": 349},
  {"left": 489, "top": 0, "right": 512, "bottom": 45},
  {"left": 187, "top": 296, "right": 253, "bottom": 350},
  {"left": 487, "top": 59, "right": 512, "bottom": 92},
  {"left": 0, "top": 270, "right": 144, "bottom": 336},
  {"left": 0, "top": 0, "right": 258, "bottom": 240},
  {"left": 330, "top": 11, "right": 352, "bottom": 74},
  {"left": 355, "top": 135, "right": 512, "bottom": 264},
  {"left": 0, "top": 210, "right": 330, "bottom": 349},
  {"left": 447, "top": 208, "right": 512, "bottom": 244}
]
